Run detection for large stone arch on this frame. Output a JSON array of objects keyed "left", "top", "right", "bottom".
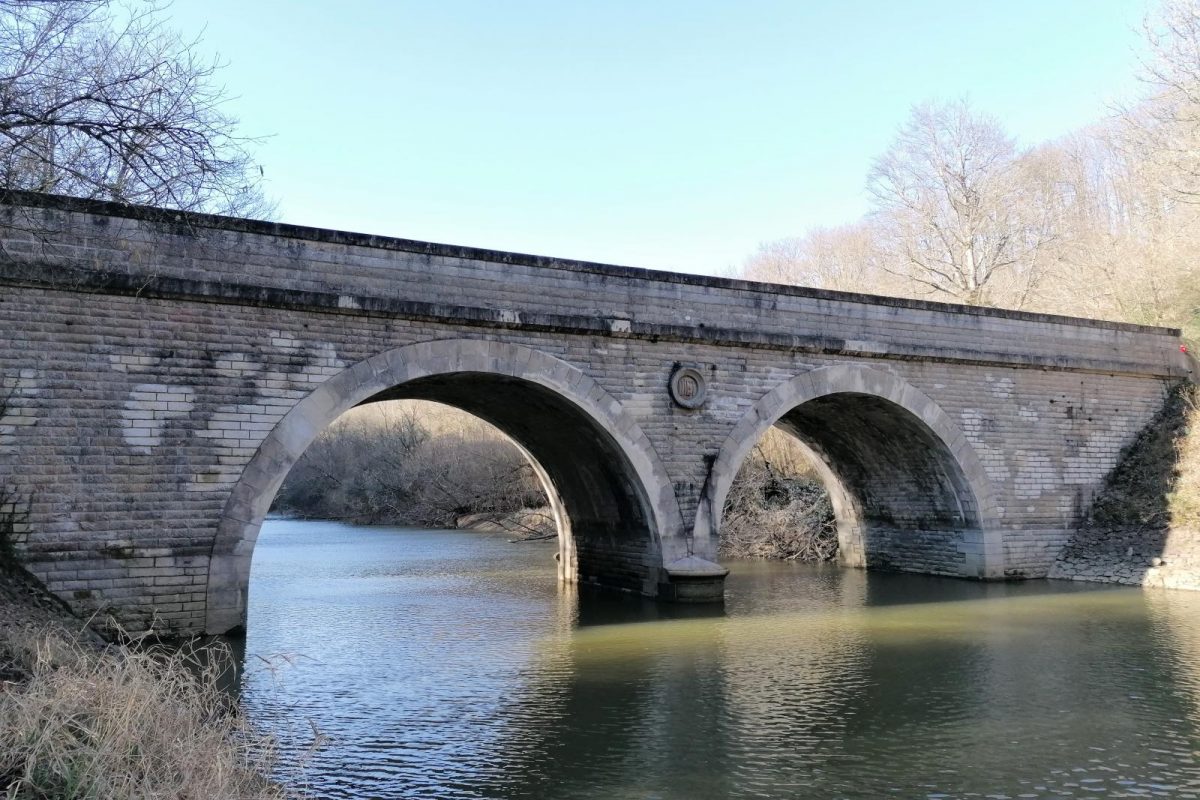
[
  {"left": 204, "top": 339, "right": 685, "bottom": 634},
  {"left": 696, "top": 364, "right": 1002, "bottom": 579}
]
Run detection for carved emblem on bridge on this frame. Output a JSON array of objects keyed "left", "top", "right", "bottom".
[{"left": 669, "top": 365, "right": 708, "bottom": 409}]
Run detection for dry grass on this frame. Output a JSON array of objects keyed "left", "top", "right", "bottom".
[{"left": 0, "top": 632, "right": 286, "bottom": 800}]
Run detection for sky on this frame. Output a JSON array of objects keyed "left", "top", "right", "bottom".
[{"left": 169, "top": 1, "right": 1151, "bottom": 277}]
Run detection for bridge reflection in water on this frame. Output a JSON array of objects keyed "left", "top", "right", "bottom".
[{"left": 234, "top": 519, "right": 1200, "bottom": 800}]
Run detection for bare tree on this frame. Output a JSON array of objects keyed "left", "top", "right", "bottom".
[
  {"left": 742, "top": 221, "right": 906, "bottom": 296},
  {"left": 1018, "top": 125, "right": 1199, "bottom": 332},
  {"left": 1130, "top": 0, "right": 1200, "bottom": 202},
  {"left": 0, "top": 0, "right": 269, "bottom": 215},
  {"left": 867, "top": 99, "right": 1052, "bottom": 308},
  {"left": 740, "top": 5, "right": 1200, "bottom": 344}
]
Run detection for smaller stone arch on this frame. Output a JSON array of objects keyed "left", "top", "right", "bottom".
[
  {"left": 205, "top": 339, "right": 685, "bottom": 634},
  {"left": 696, "top": 364, "right": 1002, "bottom": 579}
]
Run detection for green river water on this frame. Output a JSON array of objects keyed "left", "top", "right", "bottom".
[{"left": 238, "top": 519, "right": 1200, "bottom": 799}]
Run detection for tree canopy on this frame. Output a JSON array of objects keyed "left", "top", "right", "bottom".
[
  {"left": 0, "top": 0, "right": 268, "bottom": 215},
  {"left": 744, "top": 0, "right": 1200, "bottom": 343}
]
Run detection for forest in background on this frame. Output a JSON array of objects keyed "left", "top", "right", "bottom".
[{"left": 743, "top": 0, "right": 1200, "bottom": 345}]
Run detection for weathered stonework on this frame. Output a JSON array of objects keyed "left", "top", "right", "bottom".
[
  {"left": 1050, "top": 383, "right": 1200, "bottom": 589},
  {"left": 0, "top": 192, "right": 1192, "bottom": 635}
]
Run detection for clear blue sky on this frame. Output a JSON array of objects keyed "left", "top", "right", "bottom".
[{"left": 170, "top": 1, "right": 1149, "bottom": 276}]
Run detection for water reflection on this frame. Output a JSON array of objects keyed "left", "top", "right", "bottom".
[{"left": 240, "top": 519, "right": 1200, "bottom": 799}]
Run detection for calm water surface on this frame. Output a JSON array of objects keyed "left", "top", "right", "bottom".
[{"left": 240, "top": 519, "right": 1200, "bottom": 799}]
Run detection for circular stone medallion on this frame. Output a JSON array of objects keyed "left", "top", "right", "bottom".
[{"left": 669, "top": 366, "right": 708, "bottom": 409}]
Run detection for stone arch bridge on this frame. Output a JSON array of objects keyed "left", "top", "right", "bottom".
[{"left": 0, "top": 193, "right": 1191, "bottom": 635}]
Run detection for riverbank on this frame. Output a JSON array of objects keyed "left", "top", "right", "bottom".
[
  {"left": 270, "top": 507, "right": 557, "bottom": 540},
  {"left": 0, "top": 560, "right": 287, "bottom": 798}
]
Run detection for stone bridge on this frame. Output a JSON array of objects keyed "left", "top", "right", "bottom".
[{"left": 0, "top": 193, "right": 1192, "bottom": 635}]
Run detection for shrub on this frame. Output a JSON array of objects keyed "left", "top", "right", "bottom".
[
  {"left": 720, "top": 430, "right": 838, "bottom": 562},
  {"left": 273, "top": 401, "right": 544, "bottom": 527}
]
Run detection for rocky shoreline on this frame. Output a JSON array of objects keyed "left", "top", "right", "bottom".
[{"left": 1051, "top": 525, "right": 1200, "bottom": 589}]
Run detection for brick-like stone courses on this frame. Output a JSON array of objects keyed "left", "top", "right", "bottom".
[
  {"left": 876, "top": 364, "right": 1171, "bottom": 577},
  {"left": 0, "top": 194, "right": 1190, "bottom": 633},
  {"left": 864, "top": 528, "right": 967, "bottom": 575}
]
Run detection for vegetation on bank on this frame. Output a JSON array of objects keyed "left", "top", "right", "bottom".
[
  {"left": 719, "top": 432, "right": 838, "bottom": 562},
  {"left": 275, "top": 402, "right": 840, "bottom": 562},
  {"left": 1169, "top": 384, "right": 1200, "bottom": 527},
  {"left": 0, "top": 632, "right": 285, "bottom": 800},
  {"left": 1086, "top": 382, "right": 1200, "bottom": 533},
  {"left": 1171, "top": 388, "right": 1200, "bottom": 525},
  {"left": 272, "top": 402, "right": 545, "bottom": 531}
]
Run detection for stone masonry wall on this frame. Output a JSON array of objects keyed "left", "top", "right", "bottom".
[{"left": 0, "top": 193, "right": 1191, "bottom": 633}]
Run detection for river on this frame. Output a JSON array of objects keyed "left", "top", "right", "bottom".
[{"left": 237, "top": 518, "right": 1200, "bottom": 799}]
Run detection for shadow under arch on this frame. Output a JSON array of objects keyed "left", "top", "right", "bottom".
[
  {"left": 204, "top": 339, "right": 685, "bottom": 634},
  {"left": 697, "top": 364, "right": 1003, "bottom": 579}
]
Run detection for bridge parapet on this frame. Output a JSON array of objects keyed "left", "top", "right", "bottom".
[{"left": 0, "top": 192, "right": 1189, "bottom": 381}]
